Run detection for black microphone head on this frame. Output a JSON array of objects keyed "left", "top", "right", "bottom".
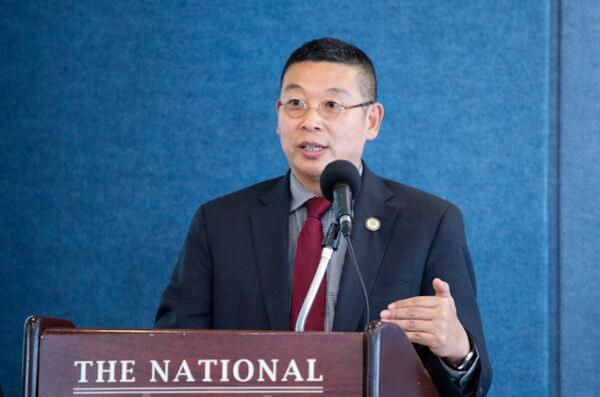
[{"left": 320, "top": 160, "right": 362, "bottom": 201}]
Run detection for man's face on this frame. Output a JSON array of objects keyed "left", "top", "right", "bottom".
[{"left": 276, "top": 61, "right": 383, "bottom": 190}]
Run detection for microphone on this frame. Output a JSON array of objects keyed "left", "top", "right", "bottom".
[
  {"left": 320, "top": 160, "right": 361, "bottom": 237},
  {"left": 295, "top": 160, "right": 361, "bottom": 332},
  {"left": 320, "top": 160, "right": 370, "bottom": 331}
]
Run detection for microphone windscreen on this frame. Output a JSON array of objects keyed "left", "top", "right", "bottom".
[{"left": 320, "top": 160, "right": 362, "bottom": 202}]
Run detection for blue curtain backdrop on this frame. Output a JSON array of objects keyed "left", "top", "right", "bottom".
[{"left": 1, "top": 1, "right": 598, "bottom": 396}]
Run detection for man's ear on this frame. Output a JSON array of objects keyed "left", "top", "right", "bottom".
[
  {"left": 275, "top": 100, "right": 281, "bottom": 135},
  {"left": 366, "top": 102, "right": 384, "bottom": 140}
]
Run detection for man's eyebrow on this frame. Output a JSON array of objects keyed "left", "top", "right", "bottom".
[{"left": 282, "top": 83, "right": 303, "bottom": 92}]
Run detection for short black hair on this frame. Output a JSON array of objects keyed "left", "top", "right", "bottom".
[{"left": 280, "top": 37, "right": 377, "bottom": 100}]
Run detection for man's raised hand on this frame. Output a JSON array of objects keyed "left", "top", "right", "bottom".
[{"left": 380, "top": 278, "right": 470, "bottom": 367}]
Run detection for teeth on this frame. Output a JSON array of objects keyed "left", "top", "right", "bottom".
[{"left": 303, "top": 144, "right": 323, "bottom": 152}]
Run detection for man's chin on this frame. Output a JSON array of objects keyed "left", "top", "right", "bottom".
[
  {"left": 291, "top": 164, "right": 326, "bottom": 183},
  {"left": 293, "top": 157, "right": 330, "bottom": 173}
]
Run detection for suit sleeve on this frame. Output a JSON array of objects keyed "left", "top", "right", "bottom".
[
  {"left": 155, "top": 205, "right": 214, "bottom": 329},
  {"left": 417, "top": 204, "right": 493, "bottom": 397}
]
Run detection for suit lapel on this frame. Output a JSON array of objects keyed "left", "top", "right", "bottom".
[
  {"left": 333, "top": 166, "right": 399, "bottom": 331},
  {"left": 251, "top": 174, "right": 291, "bottom": 330}
]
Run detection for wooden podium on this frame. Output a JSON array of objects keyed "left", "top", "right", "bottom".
[{"left": 22, "top": 316, "right": 439, "bottom": 397}]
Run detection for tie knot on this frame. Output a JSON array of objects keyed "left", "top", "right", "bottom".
[{"left": 306, "top": 197, "right": 331, "bottom": 219}]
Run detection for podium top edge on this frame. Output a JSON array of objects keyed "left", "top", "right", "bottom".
[{"left": 41, "top": 328, "right": 366, "bottom": 336}]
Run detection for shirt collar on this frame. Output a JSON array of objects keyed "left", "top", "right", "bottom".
[
  {"left": 289, "top": 173, "right": 316, "bottom": 212},
  {"left": 288, "top": 162, "right": 363, "bottom": 212}
]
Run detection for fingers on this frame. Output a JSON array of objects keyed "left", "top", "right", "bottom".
[
  {"left": 379, "top": 279, "right": 466, "bottom": 359},
  {"left": 381, "top": 294, "right": 452, "bottom": 321},
  {"left": 386, "top": 296, "right": 441, "bottom": 309},
  {"left": 433, "top": 278, "right": 451, "bottom": 297},
  {"left": 380, "top": 306, "right": 449, "bottom": 337},
  {"left": 380, "top": 306, "right": 438, "bottom": 321},
  {"left": 390, "top": 319, "right": 437, "bottom": 334}
]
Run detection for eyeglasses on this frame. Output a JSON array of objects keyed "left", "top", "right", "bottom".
[{"left": 278, "top": 98, "right": 375, "bottom": 119}]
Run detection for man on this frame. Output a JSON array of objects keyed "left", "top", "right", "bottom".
[{"left": 156, "top": 38, "right": 492, "bottom": 396}]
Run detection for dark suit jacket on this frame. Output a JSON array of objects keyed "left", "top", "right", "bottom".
[{"left": 156, "top": 165, "right": 492, "bottom": 396}]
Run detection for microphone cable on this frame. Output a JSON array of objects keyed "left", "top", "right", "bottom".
[{"left": 345, "top": 235, "right": 370, "bottom": 332}]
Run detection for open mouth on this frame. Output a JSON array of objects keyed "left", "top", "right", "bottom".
[{"left": 300, "top": 143, "right": 326, "bottom": 152}]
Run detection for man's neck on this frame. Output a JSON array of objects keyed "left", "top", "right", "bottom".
[
  {"left": 290, "top": 162, "right": 364, "bottom": 197},
  {"left": 291, "top": 173, "right": 322, "bottom": 197}
]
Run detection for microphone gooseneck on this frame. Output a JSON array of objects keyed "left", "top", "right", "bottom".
[{"left": 294, "top": 222, "right": 340, "bottom": 332}]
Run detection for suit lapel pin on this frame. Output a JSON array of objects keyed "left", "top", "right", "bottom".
[{"left": 365, "top": 217, "right": 380, "bottom": 231}]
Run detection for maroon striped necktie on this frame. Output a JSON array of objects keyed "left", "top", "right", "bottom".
[{"left": 290, "top": 197, "right": 332, "bottom": 331}]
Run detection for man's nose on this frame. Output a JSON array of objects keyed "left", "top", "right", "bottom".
[{"left": 300, "top": 106, "right": 323, "bottom": 131}]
